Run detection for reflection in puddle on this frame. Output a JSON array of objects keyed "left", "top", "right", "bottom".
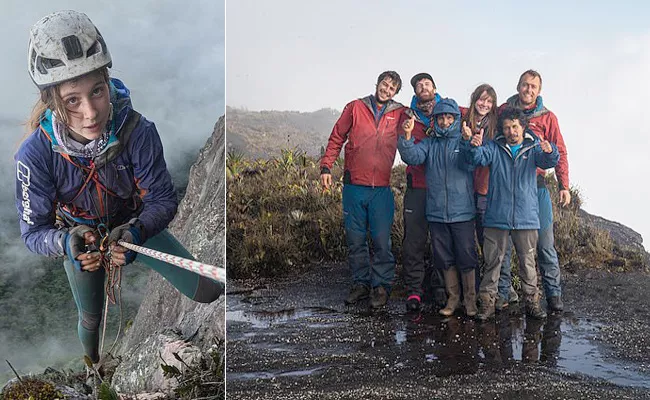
[
  {"left": 392, "top": 313, "right": 650, "bottom": 388},
  {"left": 227, "top": 307, "right": 340, "bottom": 329},
  {"left": 228, "top": 297, "right": 650, "bottom": 388},
  {"left": 228, "top": 366, "right": 327, "bottom": 381}
]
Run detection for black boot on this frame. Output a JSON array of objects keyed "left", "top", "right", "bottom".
[
  {"left": 547, "top": 295, "right": 563, "bottom": 312},
  {"left": 345, "top": 284, "right": 369, "bottom": 305},
  {"left": 370, "top": 286, "right": 388, "bottom": 309}
]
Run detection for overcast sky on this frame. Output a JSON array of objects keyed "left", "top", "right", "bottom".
[{"left": 227, "top": 0, "right": 650, "bottom": 250}]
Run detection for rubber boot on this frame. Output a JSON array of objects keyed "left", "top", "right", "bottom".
[
  {"left": 476, "top": 293, "right": 495, "bottom": 322},
  {"left": 439, "top": 269, "right": 460, "bottom": 317},
  {"left": 461, "top": 271, "right": 477, "bottom": 317}
]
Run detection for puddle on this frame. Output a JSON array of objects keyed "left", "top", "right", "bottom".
[
  {"left": 228, "top": 295, "right": 650, "bottom": 388},
  {"left": 227, "top": 306, "right": 342, "bottom": 329},
  {"left": 392, "top": 314, "right": 650, "bottom": 388},
  {"left": 228, "top": 367, "right": 327, "bottom": 381}
]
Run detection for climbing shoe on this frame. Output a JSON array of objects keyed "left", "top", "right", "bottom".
[
  {"left": 405, "top": 295, "right": 421, "bottom": 312},
  {"left": 547, "top": 296, "right": 564, "bottom": 312},
  {"left": 345, "top": 284, "right": 370, "bottom": 305},
  {"left": 370, "top": 286, "right": 388, "bottom": 309}
]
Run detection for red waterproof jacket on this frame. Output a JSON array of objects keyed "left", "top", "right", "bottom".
[
  {"left": 320, "top": 96, "right": 404, "bottom": 187},
  {"left": 499, "top": 95, "right": 570, "bottom": 190},
  {"left": 460, "top": 106, "right": 491, "bottom": 195}
]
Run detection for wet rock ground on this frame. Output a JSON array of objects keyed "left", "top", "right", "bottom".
[{"left": 227, "top": 263, "right": 650, "bottom": 399}]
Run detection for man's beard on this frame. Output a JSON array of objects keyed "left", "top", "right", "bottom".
[
  {"left": 416, "top": 97, "right": 436, "bottom": 116},
  {"left": 417, "top": 90, "right": 434, "bottom": 102},
  {"left": 375, "top": 91, "right": 389, "bottom": 104}
]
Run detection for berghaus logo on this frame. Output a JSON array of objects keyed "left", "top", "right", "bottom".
[{"left": 17, "top": 161, "right": 34, "bottom": 226}]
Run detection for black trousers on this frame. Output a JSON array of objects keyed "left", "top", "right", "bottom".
[{"left": 402, "top": 187, "right": 429, "bottom": 296}]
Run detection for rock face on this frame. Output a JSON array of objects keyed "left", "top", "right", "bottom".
[
  {"left": 111, "top": 116, "right": 226, "bottom": 394},
  {"left": 579, "top": 209, "right": 646, "bottom": 251}
]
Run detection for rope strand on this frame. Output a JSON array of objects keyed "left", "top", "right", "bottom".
[{"left": 117, "top": 240, "right": 226, "bottom": 283}]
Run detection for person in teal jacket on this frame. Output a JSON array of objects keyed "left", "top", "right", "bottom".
[
  {"left": 461, "top": 107, "right": 559, "bottom": 321},
  {"left": 398, "top": 98, "right": 478, "bottom": 318}
]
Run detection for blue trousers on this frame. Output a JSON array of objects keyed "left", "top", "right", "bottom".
[
  {"left": 498, "top": 186, "right": 561, "bottom": 299},
  {"left": 63, "top": 229, "right": 223, "bottom": 362},
  {"left": 342, "top": 184, "right": 395, "bottom": 290}
]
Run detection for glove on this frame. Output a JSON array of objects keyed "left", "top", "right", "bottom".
[
  {"left": 64, "top": 225, "right": 95, "bottom": 271},
  {"left": 107, "top": 219, "right": 145, "bottom": 265}
]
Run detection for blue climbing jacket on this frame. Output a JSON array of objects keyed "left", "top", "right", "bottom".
[
  {"left": 14, "top": 78, "right": 178, "bottom": 257},
  {"left": 461, "top": 131, "right": 559, "bottom": 230},
  {"left": 398, "top": 98, "right": 476, "bottom": 223}
]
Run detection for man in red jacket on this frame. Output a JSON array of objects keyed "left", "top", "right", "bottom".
[
  {"left": 498, "top": 69, "right": 570, "bottom": 312},
  {"left": 320, "top": 71, "right": 404, "bottom": 308},
  {"left": 398, "top": 72, "right": 443, "bottom": 312}
]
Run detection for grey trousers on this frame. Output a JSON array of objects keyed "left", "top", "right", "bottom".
[{"left": 480, "top": 228, "right": 539, "bottom": 298}]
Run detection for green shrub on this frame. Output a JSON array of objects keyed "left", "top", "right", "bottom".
[{"left": 227, "top": 151, "right": 647, "bottom": 279}]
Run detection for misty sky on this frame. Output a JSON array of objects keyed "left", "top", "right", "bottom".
[{"left": 227, "top": 0, "right": 650, "bottom": 250}]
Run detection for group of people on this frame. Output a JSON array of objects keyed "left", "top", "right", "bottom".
[{"left": 320, "top": 69, "right": 570, "bottom": 321}]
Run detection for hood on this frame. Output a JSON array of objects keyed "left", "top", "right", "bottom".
[
  {"left": 505, "top": 94, "right": 548, "bottom": 119},
  {"left": 494, "top": 129, "right": 540, "bottom": 157},
  {"left": 360, "top": 95, "right": 404, "bottom": 116},
  {"left": 432, "top": 97, "right": 461, "bottom": 138},
  {"left": 409, "top": 93, "right": 442, "bottom": 127}
]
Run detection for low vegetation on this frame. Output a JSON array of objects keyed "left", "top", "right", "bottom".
[{"left": 227, "top": 149, "right": 647, "bottom": 279}]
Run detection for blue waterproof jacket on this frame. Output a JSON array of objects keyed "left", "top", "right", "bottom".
[
  {"left": 398, "top": 98, "right": 475, "bottom": 223},
  {"left": 15, "top": 78, "right": 178, "bottom": 257},
  {"left": 461, "top": 131, "right": 559, "bottom": 230}
]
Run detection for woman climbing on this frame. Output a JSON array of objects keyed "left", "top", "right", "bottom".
[{"left": 15, "top": 10, "right": 223, "bottom": 368}]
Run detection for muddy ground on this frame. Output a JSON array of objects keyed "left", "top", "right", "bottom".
[{"left": 226, "top": 263, "right": 650, "bottom": 399}]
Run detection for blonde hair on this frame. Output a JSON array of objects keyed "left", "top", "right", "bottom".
[{"left": 25, "top": 67, "right": 110, "bottom": 133}]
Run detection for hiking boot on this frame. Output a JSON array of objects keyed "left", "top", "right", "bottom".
[
  {"left": 405, "top": 294, "right": 421, "bottom": 312},
  {"left": 495, "top": 296, "right": 509, "bottom": 311},
  {"left": 370, "top": 286, "right": 389, "bottom": 309},
  {"left": 526, "top": 293, "right": 548, "bottom": 320},
  {"left": 547, "top": 295, "right": 564, "bottom": 312},
  {"left": 476, "top": 293, "right": 495, "bottom": 322},
  {"left": 345, "top": 284, "right": 369, "bottom": 305},
  {"left": 509, "top": 286, "right": 519, "bottom": 303},
  {"left": 439, "top": 269, "right": 460, "bottom": 316},
  {"left": 461, "top": 271, "right": 477, "bottom": 317}
]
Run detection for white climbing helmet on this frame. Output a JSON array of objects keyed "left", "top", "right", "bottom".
[{"left": 28, "top": 10, "right": 112, "bottom": 89}]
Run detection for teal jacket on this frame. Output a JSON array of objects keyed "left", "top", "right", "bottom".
[{"left": 461, "top": 131, "right": 559, "bottom": 230}]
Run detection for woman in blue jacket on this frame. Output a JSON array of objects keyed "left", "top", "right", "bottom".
[{"left": 15, "top": 11, "right": 222, "bottom": 368}]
